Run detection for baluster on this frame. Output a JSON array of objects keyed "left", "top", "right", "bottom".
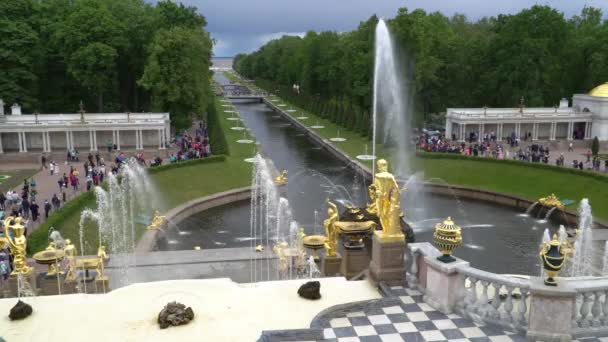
[
  {"left": 455, "top": 275, "right": 468, "bottom": 313},
  {"left": 580, "top": 292, "right": 593, "bottom": 328},
  {"left": 406, "top": 250, "right": 419, "bottom": 290},
  {"left": 515, "top": 288, "right": 528, "bottom": 327},
  {"left": 603, "top": 291, "right": 608, "bottom": 326},
  {"left": 489, "top": 283, "right": 502, "bottom": 320},
  {"left": 476, "top": 281, "right": 490, "bottom": 318},
  {"left": 572, "top": 293, "right": 582, "bottom": 329},
  {"left": 592, "top": 291, "right": 602, "bottom": 327},
  {"left": 464, "top": 277, "right": 479, "bottom": 319},
  {"left": 501, "top": 286, "right": 514, "bottom": 323}
]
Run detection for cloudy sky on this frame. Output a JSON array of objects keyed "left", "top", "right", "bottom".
[{"left": 175, "top": 0, "right": 607, "bottom": 57}]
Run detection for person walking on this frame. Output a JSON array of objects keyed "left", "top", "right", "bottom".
[
  {"left": 52, "top": 194, "right": 60, "bottom": 210},
  {"left": 44, "top": 200, "right": 51, "bottom": 219},
  {"left": 30, "top": 201, "right": 39, "bottom": 221},
  {"left": 21, "top": 198, "right": 30, "bottom": 219},
  {"left": 568, "top": 142, "right": 574, "bottom": 152},
  {"left": 41, "top": 154, "right": 47, "bottom": 170}
]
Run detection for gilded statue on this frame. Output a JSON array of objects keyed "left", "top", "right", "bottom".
[
  {"left": 323, "top": 199, "right": 339, "bottom": 257},
  {"left": 274, "top": 170, "right": 288, "bottom": 185},
  {"left": 372, "top": 159, "right": 404, "bottom": 240},
  {"left": 147, "top": 210, "right": 166, "bottom": 230},
  {"left": 366, "top": 184, "right": 378, "bottom": 216},
  {"left": 96, "top": 245, "right": 108, "bottom": 281},
  {"left": 2, "top": 216, "right": 32, "bottom": 275},
  {"left": 64, "top": 239, "right": 77, "bottom": 282}
]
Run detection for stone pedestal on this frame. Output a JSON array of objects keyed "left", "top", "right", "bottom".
[
  {"left": 526, "top": 277, "right": 575, "bottom": 342},
  {"left": 7, "top": 271, "right": 38, "bottom": 297},
  {"left": 94, "top": 278, "right": 110, "bottom": 294},
  {"left": 321, "top": 253, "right": 342, "bottom": 277},
  {"left": 423, "top": 256, "right": 469, "bottom": 314},
  {"left": 369, "top": 232, "right": 406, "bottom": 286},
  {"left": 37, "top": 272, "right": 67, "bottom": 296},
  {"left": 340, "top": 248, "right": 369, "bottom": 279}
]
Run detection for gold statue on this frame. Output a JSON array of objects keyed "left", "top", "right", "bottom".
[
  {"left": 96, "top": 245, "right": 108, "bottom": 281},
  {"left": 147, "top": 210, "right": 166, "bottom": 230},
  {"left": 323, "top": 199, "right": 339, "bottom": 257},
  {"left": 372, "top": 159, "right": 404, "bottom": 241},
  {"left": 539, "top": 194, "right": 564, "bottom": 209},
  {"left": 274, "top": 170, "right": 288, "bottom": 185},
  {"left": 365, "top": 185, "right": 378, "bottom": 216},
  {"left": 2, "top": 216, "right": 32, "bottom": 275},
  {"left": 273, "top": 241, "right": 289, "bottom": 276},
  {"left": 64, "top": 239, "right": 77, "bottom": 282}
]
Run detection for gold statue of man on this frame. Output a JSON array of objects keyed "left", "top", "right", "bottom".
[
  {"left": 366, "top": 184, "right": 378, "bottom": 216},
  {"left": 2, "top": 216, "right": 32, "bottom": 275},
  {"left": 64, "top": 239, "right": 77, "bottom": 282},
  {"left": 96, "top": 245, "right": 108, "bottom": 281},
  {"left": 372, "top": 159, "right": 404, "bottom": 239},
  {"left": 323, "top": 199, "right": 339, "bottom": 257}
]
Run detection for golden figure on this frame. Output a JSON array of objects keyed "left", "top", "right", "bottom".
[
  {"left": 274, "top": 170, "right": 288, "bottom": 185},
  {"left": 96, "top": 245, "right": 108, "bottom": 281},
  {"left": 538, "top": 194, "right": 564, "bottom": 209},
  {"left": 147, "top": 210, "right": 166, "bottom": 230},
  {"left": 365, "top": 185, "right": 378, "bottom": 216},
  {"left": 64, "top": 239, "right": 77, "bottom": 282},
  {"left": 539, "top": 234, "right": 567, "bottom": 286},
  {"left": 2, "top": 216, "right": 32, "bottom": 275},
  {"left": 273, "top": 241, "right": 289, "bottom": 277},
  {"left": 323, "top": 199, "right": 339, "bottom": 257},
  {"left": 372, "top": 159, "right": 404, "bottom": 241}
]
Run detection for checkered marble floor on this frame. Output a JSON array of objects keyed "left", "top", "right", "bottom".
[{"left": 319, "top": 286, "right": 526, "bottom": 342}]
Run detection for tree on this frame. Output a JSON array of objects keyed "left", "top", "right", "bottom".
[
  {"left": 592, "top": 136, "right": 600, "bottom": 156},
  {"left": 139, "top": 26, "right": 213, "bottom": 130}
]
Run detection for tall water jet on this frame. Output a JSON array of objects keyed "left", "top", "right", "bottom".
[
  {"left": 372, "top": 19, "right": 413, "bottom": 176},
  {"left": 571, "top": 199, "right": 594, "bottom": 277}
]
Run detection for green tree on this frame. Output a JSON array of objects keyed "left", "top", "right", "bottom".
[
  {"left": 68, "top": 43, "right": 118, "bottom": 111},
  {"left": 139, "top": 26, "right": 213, "bottom": 130},
  {"left": 592, "top": 136, "right": 600, "bottom": 156}
]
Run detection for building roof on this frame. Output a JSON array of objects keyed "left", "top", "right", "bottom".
[{"left": 589, "top": 82, "right": 608, "bottom": 97}]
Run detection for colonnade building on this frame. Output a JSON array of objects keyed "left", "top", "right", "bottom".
[
  {"left": 445, "top": 83, "right": 608, "bottom": 142},
  {"left": 0, "top": 100, "right": 170, "bottom": 154}
]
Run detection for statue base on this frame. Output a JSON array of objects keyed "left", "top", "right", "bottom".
[
  {"left": 36, "top": 272, "right": 76, "bottom": 296},
  {"left": 321, "top": 253, "right": 342, "bottom": 277},
  {"left": 95, "top": 277, "right": 110, "bottom": 293},
  {"left": 369, "top": 231, "right": 406, "bottom": 286},
  {"left": 340, "top": 248, "right": 369, "bottom": 279},
  {"left": 7, "top": 269, "right": 37, "bottom": 297}
]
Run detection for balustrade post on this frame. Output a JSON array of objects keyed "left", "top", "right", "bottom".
[
  {"left": 527, "top": 277, "right": 576, "bottom": 342},
  {"left": 423, "top": 256, "right": 469, "bottom": 314}
]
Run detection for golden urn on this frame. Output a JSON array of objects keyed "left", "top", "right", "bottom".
[
  {"left": 540, "top": 234, "right": 566, "bottom": 286},
  {"left": 433, "top": 217, "right": 462, "bottom": 263}
]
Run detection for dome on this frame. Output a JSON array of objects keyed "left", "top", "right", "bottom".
[{"left": 589, "top": 82, "right": 608, "bottom": 97}]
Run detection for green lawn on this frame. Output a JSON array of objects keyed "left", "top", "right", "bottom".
[
  {"left": 29, "top": 95, "right": 254, "bottom": 254},
  {"left": 0, "top": 169, "right": 39, "bottom": 193}
]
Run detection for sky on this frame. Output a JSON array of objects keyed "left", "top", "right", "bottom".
[{"left": 174, "top": 0, "right": 608, "bottom": 57}]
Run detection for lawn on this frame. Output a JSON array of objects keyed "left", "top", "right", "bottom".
[
  {"left": 28, "top": 95, "right": 254, "bottom": 254},
  {"left": 0, "top": 169, "right": 39, "bottom": 193},
  {"left": 235, "top": 73, "right": 608, "bottom": 221}
]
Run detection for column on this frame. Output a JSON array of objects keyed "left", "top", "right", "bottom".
[
  {"left": 498, "top": 123, "right": 503, "bottom": 141},
  {"left": 462, "top": 123, "right": 467, "bottom": 142},
  {"left": 567, "top": 122, "right": 573, "bottom": 141},
  {"left": 116, "top": 130, "right": 121, "bottom": 150},
  {"left": 41, "top": 132, "right": 47, "bottom": 152},
  {"left": 586, "top": 122, "right": 592, "bottom": 139},
  {"left": 45, "top": 132, "right": 51, "bottom": 152},
  {"left": 532, "top": 123, "right": 538, "bottom": 141},
  {"left": 550, "top": 122, "right": 556, "bottom": 140},
  {"left": 161, "top": 129, "right": 166, "bottom": 149},
  {"left": 139, "top": 130, "right": 144, "bottom": 150},
  {"left": 135, "top": 130, "right": 140, "bottom": 150},
  {"left": 158, "top": 129, "right": 163, "bottom": 149},
  {"left": 0, "top": 132, "right": 3, "bottom": 154},
  {"left": 70, "top": 131, "right": 75, "bottom": 150},
  {"left": 445, "top": 120, "right": 452, "bottom": 139},
  {"left": 89, "top": 130, "right": 94, "bottom": 151},
  {"left": 21, "top": 132, "right": 27, "bottom": 152}
]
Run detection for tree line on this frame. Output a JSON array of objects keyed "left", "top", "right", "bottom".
[
  {"left": 234, "top": 5, "right": 608, "bottom": 131},
  {"left": 0, "top": 0, "right": 214, "bottom": 130}
]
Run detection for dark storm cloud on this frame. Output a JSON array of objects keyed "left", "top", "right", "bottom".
[{"left": 175, "top": 0, "right": 608, "bottom": 56}]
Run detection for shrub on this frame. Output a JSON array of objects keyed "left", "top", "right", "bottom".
[
  {"left": 592, "top": 136, "right": 600, "bottom": 156},
  {"left": 207, "top": 100, "right": 230, "bottom": 155},
  {"left": 147, "top": 155, "right": 226, "bottom": 174}
]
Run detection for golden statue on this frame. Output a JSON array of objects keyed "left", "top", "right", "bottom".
[
  {"left": 96, "top": 245, "right": 108, "bottom": 281},
  {"left": 147, "top": 210, "right": 166, "bottom": 230},
  {"left": 538, "top": 194, "right": 564, "bottom": 209},
  {"left": 372, "top": 159, "right": 404, "bottom": 241},
  {"left": 365, "top": 185, "right": 378, "bottom": 216},
  {"left": 323, "top": 199, "right": 339, "bottom": 257},
  {"left": 64, "top": 239, "right": 77, "bottom": 282},
  {"left": 274, "top": 170, "right": 288, "bottom": 185},
  {"left": 2, "top": 216, "right": 32, "bottom": 275},
  {"left": 273, "top": 241, "right": 289, "bottom": 276}
]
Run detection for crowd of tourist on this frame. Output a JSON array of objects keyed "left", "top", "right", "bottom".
[{"left": 167, "top": 121, "right": 212, "bottom": 164}]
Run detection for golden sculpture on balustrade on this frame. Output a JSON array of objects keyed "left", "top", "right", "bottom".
[
  {"left": 365, "top": 185, "right": 378, "bottom": 216},
  {"left": 3, "top": 216, "right": 33, "bottom": 275},
  {"left": 323, "top": 199, "right": 339, "bottom": 257},
  {"left": 147, "top": 210, "right": 167, "bottom": 230},
  {"left": 372, "top": 159, "right": 404, "bottom": 242},
  {"left": 32, "top": 241, "right": 65, "bottom": 276},
  {"left": 96, "top": 245, "right": 109, "bottom": 281},
  {"left": 433, "top": 217, "right": 462, "bottom": 263},
  {"left": 538, "top": 194, "right": 564, "bottom": 209},
  {"left": 274, "top": 170, "right": 288, "bottom": 185},
  {"left": 539, "top": 234, "right": 567, "bottom": 286}
]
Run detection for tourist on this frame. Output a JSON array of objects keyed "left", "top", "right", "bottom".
[
  {"left": 41, "top": 154, "right": 47, "bottom": 170},
  {"left": 49, "top": 161, "right": 55, "bottom": 175},
  {"left": 21, "top": 198, "right": 30, "bottom": 219},
  {"left": 30, "top": 200, "right": 39, "bottom": 221},
  {"left": 0, "top": 192, "right": 5, "bottom": 211},
  {"left": 568, "top": 142, "right": 574, "bottom": 152},
  {"left": 44, "top": 200, "right": 51, "bottom": 219},
  {"left": 52, "top": 194, "right": 60, "bottom": 210},
  {"left": 70, "top": 173, "right": 78, "bottom": 192},
  {"left": 86, "top": 175, "right": 93, "bottom": 191}
]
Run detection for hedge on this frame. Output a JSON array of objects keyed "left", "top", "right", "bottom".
[
  {"left": 147, "top": 155, "right": 226, "bottom": 174},
  {"left": 27, "top": 189, "right": 96, "bottom": 254},
  {"left": 416, "top": 151, "right": 608, "bottom": 183},
  {"left": 207, "top": 99, "right": 230, "bottom": 155}
]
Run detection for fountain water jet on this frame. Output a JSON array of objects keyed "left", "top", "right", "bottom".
[{"left": 571, "top": 199, "right": 594, "bottom": 277}]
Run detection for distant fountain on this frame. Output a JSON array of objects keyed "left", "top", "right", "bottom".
[
  {"left": 603, "top": 242, "right": 608, "bottom": 276},
  {"left": 79, "top": 160, "right": 157, "bottom": 288},
  {"left": 570, "top": 199, "right": 594, "bottom": 277},
  {"left": 372, "top": 19, "right": 413, "bottom": 177}
]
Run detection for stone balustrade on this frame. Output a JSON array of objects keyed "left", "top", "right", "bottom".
[{"left": 405, "top": 243, "right": 608, "bottom": 340}]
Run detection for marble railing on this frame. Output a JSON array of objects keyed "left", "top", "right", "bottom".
[
  {"left": 455, "top": 266, "right": 531, "bottom": 332},
  {"left": 406, "top": 243, "right": 608, "bottom": 339}
]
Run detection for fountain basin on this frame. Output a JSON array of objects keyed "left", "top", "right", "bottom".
[{"left": 0, "top": 277, "right": 380, "bottom": 342}]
